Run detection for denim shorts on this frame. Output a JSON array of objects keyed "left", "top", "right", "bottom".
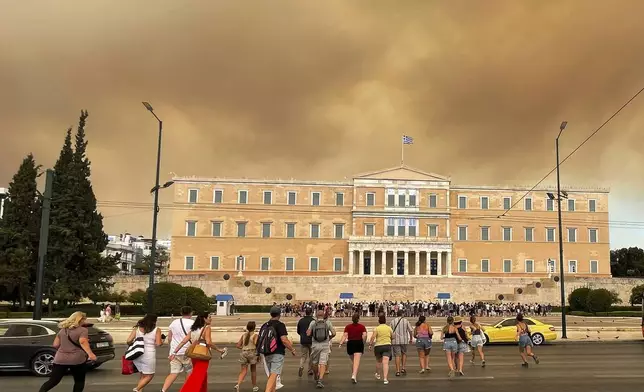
[
  {"left": 470, "top": 335, "right": 485, "bottom": 347},
  {"left": 415, "top": 338, "right": 432, "bottom": 351},
  {"left": 457, "top": 341, "right": 470, "bottom": 354},
  {"left": 443, "top": 338, "right": 458, "bottom": 353},
  {"left": 264, "top": 354, "right": 285, "bottom": 375},
  {"left": 519, "top": 334, "right": 533, "bottom": 348}
]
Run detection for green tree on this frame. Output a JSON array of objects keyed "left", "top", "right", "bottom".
[
  {"left": 0, "top": 154, "right": 41, "bottom": 310},
  {"left": 629, "top": 284, "right": 644, "bottom": 305},
  {"left": 47, "top": 112, "right": 118, "bottom": 311},
  {"left": 134, "top": 248, "right": 169, "bottom": 275},
  {"left": 568, "top": 287, "right": 591, "bottom": 311},
  {"left": 128, "top": 289, "right": 146, "bottom": 305},
  {"left": 586, "top": 288, "right": 621, "bottom": 313},
  {"left": 610, "top": 247, "right": 644, "bottom": 277}
]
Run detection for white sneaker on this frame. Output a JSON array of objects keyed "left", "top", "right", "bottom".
[{"left": 276, "top": 382, "right": 284, "bottom": 390}]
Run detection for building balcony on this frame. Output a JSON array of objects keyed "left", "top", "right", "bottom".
[{"left": 349, "top": 235, "right": 451, "bottom": 245}]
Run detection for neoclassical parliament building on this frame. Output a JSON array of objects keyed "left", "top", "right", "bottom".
[{"left": 169, "top": 166, "right": 610, "bottom": 279}]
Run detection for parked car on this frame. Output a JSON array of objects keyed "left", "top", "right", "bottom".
[
  {"left": 467, "top": 317, "right": 557, "bottom": 346},
  {"left": 0, "top": 320, "right": 115, "bottom": 376}
]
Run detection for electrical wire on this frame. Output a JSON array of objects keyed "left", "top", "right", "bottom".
[{"left": 500, "top": 86, "right": 644, "bottom": 217}]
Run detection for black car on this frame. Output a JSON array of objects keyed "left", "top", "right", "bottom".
[{"left": 0, "top": 320, "right": 115, "bottom": 376}]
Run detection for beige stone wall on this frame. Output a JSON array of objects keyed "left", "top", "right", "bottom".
[{"left": 112, "top": 275, "right": 644, "bottom": 305}]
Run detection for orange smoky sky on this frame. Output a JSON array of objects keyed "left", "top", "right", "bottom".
[{"left": 1, "top": 0, "right": 643, "bottom": 246}]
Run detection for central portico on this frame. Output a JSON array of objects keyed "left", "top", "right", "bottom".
[
  {"left": 348, "top": 165, "right": 453, "bottom": 277},
  {"left": 348, "top": 236, "right": 453, "bottom": 276}
]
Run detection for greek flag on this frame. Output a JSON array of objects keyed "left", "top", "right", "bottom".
[{"left": 402, "top": 135, "right": 414, "bottom": 144}]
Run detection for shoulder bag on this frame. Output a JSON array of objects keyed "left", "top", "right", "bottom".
[
  {"left": 124, "top": 329, "right": 145, "bottom": 360},
  {"left": 186, "top": 328, "right": 212, "bottom": 361}
]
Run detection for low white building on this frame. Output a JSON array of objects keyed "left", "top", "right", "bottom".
[
  {"left": 104, "top": 233, "right": 171, "bottom": 275},
  {"left": 0, "top": 187, "right": 7, "bottom": 218}
]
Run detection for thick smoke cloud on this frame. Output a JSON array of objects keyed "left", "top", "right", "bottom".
[{"left": 1, "top": 0, "right": 643, "bottom": 237}]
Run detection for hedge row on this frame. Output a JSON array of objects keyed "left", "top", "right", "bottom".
[
  {"left": 569, "top": 310, "right": 642, "bottom": 317},
  {"left": 553, "top": 305, "right": 643, "bottom": 313},
  {"left": 0, "top": 305, "right": 145, "bottom": 319},
  {"left": 234, "top": 305, "right": 273, "bottom": 314}
]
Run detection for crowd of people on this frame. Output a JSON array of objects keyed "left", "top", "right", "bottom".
[
  {"left": 276, "top": 300, "right": 554, "bottom": 319},
  {"left": 38, "top": 304, "right": 543, "bottom": 392}
]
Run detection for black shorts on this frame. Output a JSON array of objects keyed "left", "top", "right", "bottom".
[
  {"left": 347, "top": 340, "right": 364, "bottom": 356},
  {"left": 374, "top": 345, "right": 392, "bottom": 359}
]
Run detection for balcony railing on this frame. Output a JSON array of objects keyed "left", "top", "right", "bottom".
[{"left": 349, "top": 235, "right": 451, "bottom": 244}]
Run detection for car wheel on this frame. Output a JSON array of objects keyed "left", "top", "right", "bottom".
[
  {"left": 31, "top": 351, "right": 55, "bottom": 376},
  {"left": 483, "top": 333, "right": 490, "bottom": 346},
  {"left": 531, "top": 333, "right": 545, "bottom": 346}
]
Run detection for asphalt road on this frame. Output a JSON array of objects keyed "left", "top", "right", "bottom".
[
  {"left": 2, "top": 343, "right": 643, "bottom": 392},
  {"left": 97, "top": 314, "right": 644, "bottom": 329}
]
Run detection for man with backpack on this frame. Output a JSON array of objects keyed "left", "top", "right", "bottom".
[
  {"left": 297, "top": 307, "right": 315, "bottom": 378},
  {"left": 306, "top": 309, "right": 336, "bottom": 389},
  {"left": 161, "top": 306, "right": 194, "bottom": 392},
  {"left": 257, "top": 306, "right": 296, "bottom": 392}
]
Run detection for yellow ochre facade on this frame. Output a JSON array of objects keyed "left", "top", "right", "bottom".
[{"left": 169, "top": 166, "right": 610, "bottom": 278}]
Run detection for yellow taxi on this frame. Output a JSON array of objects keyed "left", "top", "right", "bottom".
[{"left": 470, "top": 317, "right": 557, "bottom": 346}]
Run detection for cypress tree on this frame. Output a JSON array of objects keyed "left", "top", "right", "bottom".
[
  {"left": 46, "top": 127, "right": 77, "bottom": 309},
  {"left": 0, "top": 154, "right": 41, "bottom": 310}
]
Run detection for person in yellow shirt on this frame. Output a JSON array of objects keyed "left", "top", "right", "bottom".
[{"left": 368, "top": 315, "right": 393, "bottom": 385}]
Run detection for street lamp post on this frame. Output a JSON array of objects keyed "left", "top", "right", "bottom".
[
  {"left": 141, "top": 101, "right": 168, "bottom": 313},
  {"left": 556, "top": 120, "right": 568, "bottom": 339}
]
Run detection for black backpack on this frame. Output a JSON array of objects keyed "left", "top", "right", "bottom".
[{"left": 257, "top": 322, "right": 279, "bottom": 355}]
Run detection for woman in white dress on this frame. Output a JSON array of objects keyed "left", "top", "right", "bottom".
[{"left": 127, "top": 314, "right": 164, "bottom": 392}]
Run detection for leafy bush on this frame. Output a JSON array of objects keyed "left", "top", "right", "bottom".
[
  {"left": 143, "top": 282, "right": 186, "bottom": 316},
  {"left": 586, "top": 288, "right": 620, "bottom": 313},
  {"left": 184, "top": 287, "right": 210, "bottom": 314},
  {"left": 629, "top": 284, "right": 644, "bottom": 305},
  {"left": 139, "top": 283, "right": 211, "bottom": 316},
  {"left": 128, "top": 289, "right": 146, "bottom": 305},
  {"left": 568, "top": 287, "right": 592, "bottom": 311},
  {"left": 233, "top": 305, "right": 272, "bottom": 314},
  {"left": 569, "top": 311, "right": 593, "bottom": 317},
  {"left": 595, "top": 311, "right": 642, "bottom": 317}
]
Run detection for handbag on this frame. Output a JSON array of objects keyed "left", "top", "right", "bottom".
[
  {"left": 185, "top": 328, "right": 212, "bottom": 361},
  {"left": 121, "top": 355, "right": 138, "bottom": 375},
  {"left": 124, "top": 330, "right": 145, "bottom": 360}
]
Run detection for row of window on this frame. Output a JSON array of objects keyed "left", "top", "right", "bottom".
[
  {"left": 183, "top": 255, "right": 344, "bottom": 272},
  {"left": 457, "top": 195, "right": 597, "bottom": 212},
  {"left": 187, "top": 188, "right": 599, "bottom": 212},
  {"left": 186, "top": 220, "right": 599, "bottom": 243},
  {"left": 457, "top": 258, "right": 600, "bottom": 274},
  {"left": 186, "top": 221, "right": 346, "bottom": 239},
  {"left": 457, "top": 226, "right": 600, "bottom": 243},
  {"left": 188, "top": 188, "right": 346, "bottom": 207}
]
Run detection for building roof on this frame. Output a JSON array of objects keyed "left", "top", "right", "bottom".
[
  {"left": 171, "top": 166, "right": 609, "bottom": 193},
  {"left": 354, "top": 165, "right": 450, "bottom": 182}
]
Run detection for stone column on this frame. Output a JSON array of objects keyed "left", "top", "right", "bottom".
[
  {"left": 348, "top": 249, "right": 354, "bottom": 276},
  {"left": 436, "top": 251, "right": 442, "bottom": 276},
  {"left": 414, "top": 251, "right": 420, "bottom": 276},
  {"left": 426, "top": 251, "right": 432, "bottom": 276},
  {"left": 358, "top": 250, "right": 364, "bottom": 276},
  {"left": 381, "top": 250, "right": 387, "bottom": 276},
  {"left": 404, "top": 250, "right": 409, "bottom": 276},
  {"left": 370, "top": 249, "right": 376, "bottom": 276},
  {"left": 446, "top": 250, "right": 452, "bottom": 277}
]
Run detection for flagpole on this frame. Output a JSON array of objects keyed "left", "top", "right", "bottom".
[{"left": 401, "top": 136, "right": 404, "bottom": 166}]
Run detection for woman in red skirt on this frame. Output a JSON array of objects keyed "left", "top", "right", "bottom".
[{"left": 170, "top": 312, "right": 227, "bottom": 392}]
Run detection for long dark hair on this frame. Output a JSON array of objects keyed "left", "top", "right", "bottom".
[
  {"left": 243, "top": 321, "right": 256, "bottom": 346},
  {"left": 191, "top": 311, "right": 210, "bottom": 331},
  {"left": 136, "top": 314, "right": 158, "bottom": 334},
  {"left": 416, "top": 315, "right": 426, "bottom": 327}
]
